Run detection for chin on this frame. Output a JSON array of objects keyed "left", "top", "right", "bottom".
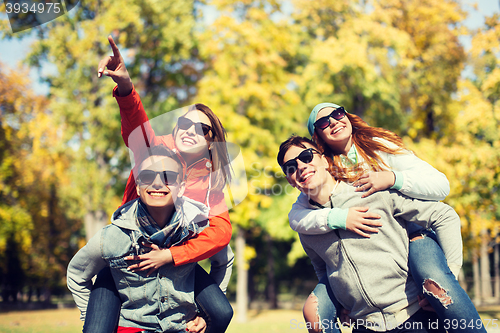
[{"left": 178, "top": 145, "right": 209, "bottom": 158}]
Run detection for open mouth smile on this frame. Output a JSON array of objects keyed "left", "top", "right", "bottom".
[
  {"left": 147, "top": 191, "right": 169, "bottom": 197},
  {"left": 298, "top": 170, "right": 315, "bottom": 183},
  {"left": 181, "top": 136, "right": 197, "bottom": 146},
  {"left": 332, "top": 126, "right": 344, "bottom": 135}
]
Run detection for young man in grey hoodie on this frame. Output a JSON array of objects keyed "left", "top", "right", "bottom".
[{"left": 277, "top": 135, "right": 466, "bottom": 333}]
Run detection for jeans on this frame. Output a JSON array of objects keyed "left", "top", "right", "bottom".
[
  {"left": 353, "top": 309, "right": 445, "bottom": 333},
  {"left": 313, "top": 274, "right": 342, "bottom": 333},
  {"left": 83, "top": 266, "right": 120, "bottom": 333},
  {"left": 312, "top": 230, "right": 485, "bottom": 333},
  {"left": 83, "top": 264, "right": 233, "bottom": 333},
  {"left": 193, "top": 264, "right": 233, "bottom": 333},
  {"left": 409, "top": 230, "right": 486, "bottom": 333}
]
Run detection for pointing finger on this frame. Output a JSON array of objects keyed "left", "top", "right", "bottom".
[{"left": 108, "top": 35, "right": 122, "bottom": 59}]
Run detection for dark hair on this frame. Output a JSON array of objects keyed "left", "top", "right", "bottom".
[
  {"left": 312, "top": 113, "right": 406, "bottom": 172},
  {"left": 136, "top": 145, "right": 185, "bottom": 181},
  {"left": 174, "top": 103, "right": 232, "bottom": 191},
  {"left": 278, "top": 135, "right": 360, "bottom": 183},
  {"left": 277, "top": 136, "right": 318, "bottom": 167}
]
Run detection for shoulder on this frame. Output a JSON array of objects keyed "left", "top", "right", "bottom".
[
  {"left": 372, "top": 137, "right": 404, "bottom": 150},
  {"left": 101, "top": 224, "right": 134, "bottom": 258},
  {"left": 161, "top": 134, "right": 176, "bottom": 150}
]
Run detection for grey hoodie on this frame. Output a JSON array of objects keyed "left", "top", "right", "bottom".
[{"left": 299, "top": 181, "right": 462, "bottom": 331}]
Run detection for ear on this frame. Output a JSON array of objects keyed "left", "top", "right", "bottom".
[
  {"left": 320, "top": 154, "right": 330, "bottom": 168},
  {"left": 177, "top": 181, "right": 186, "bottom": 198},
  {"left": 136, "top": 184, "right": 141, "bottom": 197}
]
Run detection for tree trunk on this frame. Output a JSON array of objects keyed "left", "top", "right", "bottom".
[
  {"left": 84, "top": 210, "right": 107, "bottom": 242},
  {"left": 236, "top": 227, "right": 248, "bottom": 322},
  {"left": 266, "top": 234, "right": 277, "bottom": 309},
  {"left": 495, "top": 243, "right": 500, "bottom": 301},
  {"left": 473, "top": 250, "right": 481, "bottom": 305},
  {"left": 480, "top": 230, "right": 492, "bottom": 302}
]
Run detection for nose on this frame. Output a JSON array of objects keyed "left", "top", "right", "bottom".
[
  {"left": 328, "top": 116, "right": 339, "bottom": 128},
  {"left": 152, "top": 174, "right": 165, "bottom": 189},
  {"left": 184, "top": 123, "right": 197, "bottom": 136},
  {"left": 296, "top": 159, "right": 309, "bottom": 175}
]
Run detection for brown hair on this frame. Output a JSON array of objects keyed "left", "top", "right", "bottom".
[
  {"left": 178, "top": 103, "right": 232, "bottom": 191},
  {"left": 135, "top": 145, "right": 185, "bottom": 181},
  {"left": 312, "top": 113, "right": 406, "bottom": 173},
  {"left": 277, "top": 135, "right": 358, "bottom": 183}
]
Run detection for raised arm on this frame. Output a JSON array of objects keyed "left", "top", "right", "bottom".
[
  {"left": 97, "top": 36, "right": 133, "bottom": 97},
  {"left": 97, "top": 36, "right": 156, "bottom": 150}
]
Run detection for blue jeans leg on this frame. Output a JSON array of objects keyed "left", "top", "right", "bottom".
[
  {"left": 311, "top": 274, "right": 342, "bottom": 333},
  {"left": 409, "top": 231, "right": 486, "bottom": 333},
  {"left": 83, "top": 264, "right": 232, "bottom": 333},
  {"left": 83, "top": 266, "right": 121, "bottom": 333},
  {"left": 194, "top": 264, "right": 233, "bottom": 333}
]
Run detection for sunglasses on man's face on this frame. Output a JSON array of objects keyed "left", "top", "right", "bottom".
[
  {"left": 137, "top": 170, "right": 179, "bottom": 186},
  {"left": 177, "top": 117, "right": 212, "bottom": 137},
  {"left": 313, "top": 107, "right": 346, "bottom": 131},
  {"left": 282, "top": 148, "right": 321, "bottom": 176}
]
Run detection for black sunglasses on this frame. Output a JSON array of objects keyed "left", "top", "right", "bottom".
[
  {"left": 282, "top": 148, "right": 321, "bottom": 176},
  {"left": 137, "top": 170, "right": 179, "bottom": 186},
  {"left": 313, "top": 107, "right": 346, "bottom": 131},
  {"left": 177, "top": 117, "right": 212, "bottom": 137}
]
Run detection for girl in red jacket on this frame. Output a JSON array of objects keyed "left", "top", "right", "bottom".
[{"left": 82, "top": 36, "right": 235, "bottom": 333}]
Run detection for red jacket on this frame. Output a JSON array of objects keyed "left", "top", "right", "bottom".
[{"left": 115, "top": 86, "right": 232, "bottom": 266}]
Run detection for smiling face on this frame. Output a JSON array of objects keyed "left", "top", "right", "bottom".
[
  {"left": 174, "top": 110, "right": 212, "bottom": 159},
  {"left": 315, "top": 107, "right": 353, "bottom": 154},
  {"left": 136, "top": 155, "right": 185, "bottom": 209},
  {"left": 283, "top": 143, "right": 332, "bottom": 197}
]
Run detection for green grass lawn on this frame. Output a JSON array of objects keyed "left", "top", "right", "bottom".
[
  {"left": 0, "top": 308, "right": 306, "bottom": 333},
  {"left": 0, "top": 306, "right": 499, "bottom": 333}
]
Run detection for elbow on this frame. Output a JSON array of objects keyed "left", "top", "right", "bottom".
[
  {"left": 289, "top": 217, "right": 299, "bottom": 232},
  {"left": 439, "top": 175, "right": 451, "bottom": 199}
]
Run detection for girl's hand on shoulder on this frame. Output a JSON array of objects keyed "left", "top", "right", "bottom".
[
  {"left": 346, "top": 207, "right": 382, "bottom": 238},
  {"left": 353, "top": 171, "right": 395, "bottom": 198},
  {"left": 124, "top": 243, "right": 173, "bottom": 276},
  {"left": 186, "top": 315, "right": 206, "bottom": 333}
]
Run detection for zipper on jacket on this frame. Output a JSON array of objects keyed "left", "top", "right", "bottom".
[{"left": 335, "top": 230, "right": 379, "bottom": 310}]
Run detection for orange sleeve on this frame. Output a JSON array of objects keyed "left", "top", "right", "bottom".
[
  {"left": 170, "top": 193, "right": 232, "bottom": 266},
  {"left": 114, "top": 85, "right": 150, "bottom": 148}
]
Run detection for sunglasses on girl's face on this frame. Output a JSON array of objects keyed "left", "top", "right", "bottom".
[
  {"left": 177, "top": 117, "right": 212, "bottom": 137},
  {"left": 313, "top": 107, "right": 346, "bottom": 131},
  {"left": 282, "top": 148, "right": 321, "bottom": 176},
  {"left": 137, "top": 170, "right": 179, "bottom": 186}
]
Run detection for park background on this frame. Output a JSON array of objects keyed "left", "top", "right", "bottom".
[{"left": 1, "top": 0, "right": 500, "bottom": 331}]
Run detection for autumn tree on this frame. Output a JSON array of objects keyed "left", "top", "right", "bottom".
[
  {"left": 195, "top": 0, "right": 304, "bottom": 318},
  {"left": 0, "top": 62, "right": 75, "bottom": 302},
  {"left": 4, "top": 0, "right": 205, "bottom": 245},
  {"left": 292, "top": 0, "right": 466, "bottom": 138}
]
